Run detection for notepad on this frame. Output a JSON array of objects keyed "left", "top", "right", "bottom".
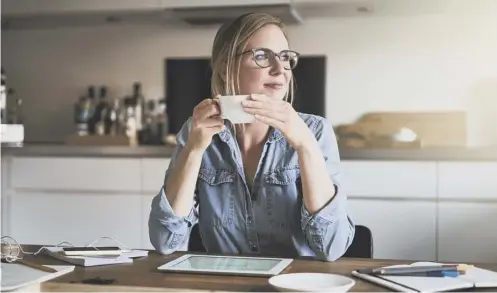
[
  {"left": 43, "top": 247, "right": 148, "bottom": 267},
  {"left": 352, "top": 262, "right": 497, "bottom": 292},
  {"left": 1, "top": 262, "right": 75, "bottom": 292}
]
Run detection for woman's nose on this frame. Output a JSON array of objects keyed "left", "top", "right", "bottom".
[{"left": 269, "top": 57, "right": 285, "bottom": 75}]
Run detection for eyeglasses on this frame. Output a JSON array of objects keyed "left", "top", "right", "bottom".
[{"left": 239, "top": 48, "right": 300, "bottom": 70}]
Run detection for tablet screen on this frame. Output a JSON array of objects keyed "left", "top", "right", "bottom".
[{"left": 170, "top": 255, "right": 281, "bottom": 272}]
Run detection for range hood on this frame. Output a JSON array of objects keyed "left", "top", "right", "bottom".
[{"left": 167, "top": 0, "right": 304, "bottom": 26}]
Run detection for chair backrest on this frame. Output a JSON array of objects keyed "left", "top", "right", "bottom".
[
  {"left": 188, "top": 224, "right": 206, "bottom": 252},
  {"left": 189, "top": 223, "right": 373, "bottom": 258},
  {"left": 343, "top": 225, "right": 373, "bottom": 258}
]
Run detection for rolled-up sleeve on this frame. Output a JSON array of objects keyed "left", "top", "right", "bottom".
[
  {"left": 300, "top": 118, "right": 355, "bottom": 261},
  {"left": 148, "top": 118, "right": 199, "bottom": 255}
]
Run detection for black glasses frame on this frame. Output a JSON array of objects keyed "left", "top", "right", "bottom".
[{"left": 239, "top": 48, "right": 300, "bottom": 70}]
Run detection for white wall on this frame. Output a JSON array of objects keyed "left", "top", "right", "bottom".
[{"left": 2, "top": 7, "right": 497, "bottom": 145}]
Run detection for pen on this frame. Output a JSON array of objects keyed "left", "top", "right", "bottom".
[
  {"left": 358, "top": 264, "right": 473, "bottom": 275},
  {"left": 382, "top": 270, "right": 460, "bottom": 278},
  {"left": 17, "top": 259, "right": 58, "bottom": 273}
]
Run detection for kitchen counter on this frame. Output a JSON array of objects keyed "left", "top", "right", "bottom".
[{"left": 1, "top": 143, "right": 496, "bottom": 161}]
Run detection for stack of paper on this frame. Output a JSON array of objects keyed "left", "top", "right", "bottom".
[
  {"left": 1, "top": 263, "right": 75, "bottom": 292},
  {"left": 43, "top": 247, "right": 148, "bottom": 267}
]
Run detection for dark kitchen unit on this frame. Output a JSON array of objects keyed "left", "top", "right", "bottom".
[{"left": 164, "top": 55, "right": 327, "bottom": 135}]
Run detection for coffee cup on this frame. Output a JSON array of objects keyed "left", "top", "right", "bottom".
[{"left": 217, "top": 95, "right": 255, "bottom": 124}]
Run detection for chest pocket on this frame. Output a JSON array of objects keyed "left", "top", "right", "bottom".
[
  {"left": 264, "top": 167, "right": 300, "bottom": 185},
  {"left": 197, "top": 168, "right": 236, "bottom": 227},
  {"left": 263, "top": 167, "right": 301, "bottom": 231}
]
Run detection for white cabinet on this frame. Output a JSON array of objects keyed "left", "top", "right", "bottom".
[
  {"left": 1, "top": 157, "right": 12, "bottom": 235},
  {"left": 348, "top": 199, "right": 437, "bottom": 261},
  {"left": 162, "top": 0, "right": 291, "bottom": 8},
  {"left": 438, "top": 162, "right": 497, "bottom": 200},
  {"left": 2, "top": 0, "right": 164, "bottom": 16},
  {"left": 141, "top": 158, "right": 171, "bottom": 193},
  {"left": 3, "top": 154, "right": 497, "bottom": 261},
  {"left": 10, "top": 192, "right": 143, "bottom": 249},
  {"left": 141, "top": 195, "right": 155, "bottom": 250},
  {"left": 437, "top": 162, "right": 497, "bottom": 263},
  {"left": 140, "top": 158, "right": 171, "bottom": 249},
  {"left": 10, "top": 157, "right": 141, "bottom": 192},
  {"left": 342, "top": 161, "right": 437, "bottom": 199},
  {"left": 438, "top": 202, "right": 497, "bottom": 264}
]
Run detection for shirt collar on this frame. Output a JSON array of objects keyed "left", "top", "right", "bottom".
[{"left": 217, "top": 120, "right": 284, "bottom": 143}]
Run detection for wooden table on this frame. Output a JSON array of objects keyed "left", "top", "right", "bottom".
[{"left": 16, "top": 245, "right": 497, "bottom": 292}]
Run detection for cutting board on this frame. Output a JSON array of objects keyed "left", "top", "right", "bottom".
[{"left": 335, "top": 111, "right": 466, "bottom": 148}]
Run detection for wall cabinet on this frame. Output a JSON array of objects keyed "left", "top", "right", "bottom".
[{"left": 2, "top": 0, "right": 164, "bottom": 16}]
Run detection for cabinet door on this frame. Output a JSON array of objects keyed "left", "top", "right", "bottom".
[
  {"left": 1, "top": 156, "right": 12, "bottom": 235},
  {"left": 162, "top": 0, "right": 290, "bottom": 8},
  {"left": 438, "top": 202, "right": 497, "bottom": 264},
  {"left": 348, "top": 199, "right": 437, "bottom": 261},
  {"left": 141, "top": 158, "right": 171, "bottom": 194},
  {"left": 10, "top": 192, "right": 143, "bottom": 249},
  {"left": 142, "top": 195, "right": 155, "bottom": 250}
]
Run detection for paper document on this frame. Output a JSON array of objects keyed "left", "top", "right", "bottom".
[
  {"left": 1, "top": 263, "right": 74, "bottom": 292},
  {"left": 43, "top": 247, "right": 148, "bottom": 267}
]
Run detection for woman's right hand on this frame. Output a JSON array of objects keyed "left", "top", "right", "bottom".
[{"left": 186, "top": 97, "right": 225, "bottom": 152}]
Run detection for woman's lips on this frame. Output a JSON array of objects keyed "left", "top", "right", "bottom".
[{"left": 264, "top": 83, "right": 284, "bottom": 90}]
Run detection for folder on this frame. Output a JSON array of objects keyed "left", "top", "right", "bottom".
[{"left": 352, "top": 262, "right": 497, "bottom": 292}]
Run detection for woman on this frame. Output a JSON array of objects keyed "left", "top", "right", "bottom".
[{"left": 149, "top": 12, "right": 355, "bottom": 261}]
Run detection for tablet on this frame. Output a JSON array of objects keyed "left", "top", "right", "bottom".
[{"left": 157, "top": 254, "right": 293, "bottom": 277}]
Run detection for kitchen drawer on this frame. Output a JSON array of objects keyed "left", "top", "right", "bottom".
[
  {"left": 141, "top": 158, "right": 171, "bottom": 193},
  {"left": 10, "top": 157, "right": 141, "bottom": 192},
  {"left": 341, "top": 161, "right": 437, "bottom": 198},
  {"left": 438, "top": 162, "right": 497, "bottom": 199}
]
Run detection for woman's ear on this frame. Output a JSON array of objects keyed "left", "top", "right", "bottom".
[{"left": 219, "top": 61, "right": 228, "bottom": 82}]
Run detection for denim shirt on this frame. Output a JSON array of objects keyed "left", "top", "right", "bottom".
[{"left": 149, "top": 113, "right": 355, "bottom": 261}]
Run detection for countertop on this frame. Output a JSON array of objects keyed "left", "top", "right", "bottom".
[{"left": 2, "top": 143, "right": 496, "bottom": 161}]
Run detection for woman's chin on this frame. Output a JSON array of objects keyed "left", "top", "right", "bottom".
[{"left": 261, "top": 90, "right": 287, "bottom": 100}]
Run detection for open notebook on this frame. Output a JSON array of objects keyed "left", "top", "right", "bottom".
[
  {"left": 1, "top": 263, "right": 75, "bottom": 292},
  {"left": 352, "top": 262, "right": 497, "bottom": 292}
]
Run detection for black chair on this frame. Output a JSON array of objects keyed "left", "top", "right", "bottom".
[
  {"left": 188, "top": 224, "right": 206, "bottom": 252},
  {"left": 343, "top": 225, "right": 373, "bottom": 258},
  {"left": 188, "top": 223, "right": 373, "bottom": 258}
]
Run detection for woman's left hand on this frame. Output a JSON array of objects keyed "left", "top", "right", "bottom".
[{"left": 242, "top": 94, "right": 315, "bottom": 151}]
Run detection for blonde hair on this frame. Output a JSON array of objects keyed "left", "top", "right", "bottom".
[{"left": 210, "top": 13, "right": 295, "bottom": 104}]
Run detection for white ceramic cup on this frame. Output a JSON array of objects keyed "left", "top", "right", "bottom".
[{"left": 217, "top": 95, "right": 255, "bottom": 124}]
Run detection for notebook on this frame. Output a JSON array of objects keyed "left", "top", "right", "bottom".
[
  {"left": 352, "top": 262, "right": 497, "bottom": 292},
  {"left": 42, "top": 247, "right": 148, "bottom": 267},
  {"left": 1, "top": 262, "right": 75, "bottom": 292}
]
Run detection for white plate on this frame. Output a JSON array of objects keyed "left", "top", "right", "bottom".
[{"left": 268, "top": 273, "right": 356, "bottom": 292}]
